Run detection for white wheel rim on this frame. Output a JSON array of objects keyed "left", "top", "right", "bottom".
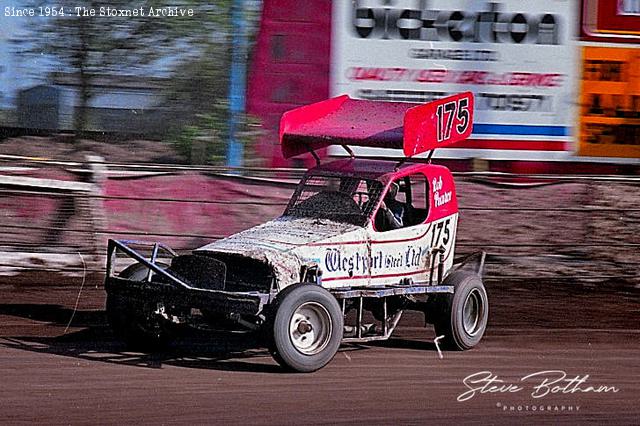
[
  {"left": 289, "top": 302, "right": 332, "bottom": 355},
  {"left": 463, "top": 288, "right": 483, "bottom": 336}
]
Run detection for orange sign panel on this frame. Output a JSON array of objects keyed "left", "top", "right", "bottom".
[{"left": 578, "top": 46, "right": 640, "bottom": 158}]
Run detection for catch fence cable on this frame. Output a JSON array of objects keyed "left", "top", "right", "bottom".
[{"left": 1, "top": 156, "right": 639, "bottom": 282}]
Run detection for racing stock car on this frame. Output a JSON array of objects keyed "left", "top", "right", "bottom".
[{"left": 104, "top": 92, "right": 489, "bottom": 372}]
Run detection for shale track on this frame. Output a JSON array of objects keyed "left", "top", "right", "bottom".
[{"left": 0, "top": 275, "right": 637, "bottom": 425}]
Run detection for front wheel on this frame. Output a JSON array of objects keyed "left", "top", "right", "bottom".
[
  {"left": 430, "top": 271, "right": 489, "bottom": 350},
  {"left": 269, "top": 284, "right": 343, "bottom": 373}
]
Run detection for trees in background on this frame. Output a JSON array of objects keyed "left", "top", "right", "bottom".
[
  {"left": 18, "top": 0, "right": 262, "bottom": 163},
  {"left": 22, "top": 1, "right": 182, "bottom": 135},
  {"left": 163, "top": 0, "right": 263, "bottom": 165}
]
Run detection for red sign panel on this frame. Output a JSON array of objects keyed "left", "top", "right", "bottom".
[{"left": 582, "top": 0, "right": 640, "bottom": 43}]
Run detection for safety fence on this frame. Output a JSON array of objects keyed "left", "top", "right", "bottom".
[{"left": 1, "top": 155, "right": 639, "bottom": 286}]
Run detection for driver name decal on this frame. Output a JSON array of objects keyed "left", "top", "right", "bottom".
[{"left": 433, "top": 176, "right": 453, "bottom": 207}]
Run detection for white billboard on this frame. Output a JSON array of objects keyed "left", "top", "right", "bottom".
[{"left": 331, "top": 0, "right": 579, "bottom": 160}]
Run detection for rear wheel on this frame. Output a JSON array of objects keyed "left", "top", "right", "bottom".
[
  {"left": 430, "top": 271, "right": 488, "bottom": 350},
  {"left": 269, "top": 284, "right": 343, "bottom": 373},
  {"left": 106, "top": 263, "right": 173, "bottom": 351}
]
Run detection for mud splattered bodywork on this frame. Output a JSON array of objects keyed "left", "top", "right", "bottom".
[
  {"left": 104, "top": 92, "right": 489, "bottom": 372},
  {"left": 194, "top": 158, "right": 460, "bottom": 293},
  {"left": 105, "top": 157, "right": 460, "bottom": 314},
  {"left": 195, "top": 216, "right": 362, "bottom": 290}
]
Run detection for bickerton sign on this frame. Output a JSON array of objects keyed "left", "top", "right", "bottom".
[
  {"left": 352, "top": 1, "right": 561, "bottom": 44},
  {"left": 331, "top": 0, "right": 579, "bottom": 160}
]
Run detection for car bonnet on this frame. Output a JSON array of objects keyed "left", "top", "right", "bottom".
[{"left": 194, "top": 216, "right": 361, "bottom": 287}]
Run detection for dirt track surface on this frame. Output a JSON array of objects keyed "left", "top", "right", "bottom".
[{"left": 0, "top": 277, "right": 638, "bottom": 425}]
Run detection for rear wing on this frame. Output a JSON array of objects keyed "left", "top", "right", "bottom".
[{"left": 279, "top": 92, "right": 474, "bottom": 159}]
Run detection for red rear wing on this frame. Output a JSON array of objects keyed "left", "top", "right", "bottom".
[{"left": 280, "top": 92, "right": 474, "bottom": 159}]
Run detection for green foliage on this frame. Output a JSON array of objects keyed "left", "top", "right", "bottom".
[
  {"left": 162, "top": 1, "right": 264, "bottom": 166},
  {"left": 21, "top": 0, "right": 201, "bottom": 134},
  {"left": 167, "top": 99, "right": 262, "bottom": 165}
]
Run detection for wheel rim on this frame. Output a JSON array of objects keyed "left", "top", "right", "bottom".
[
  {"left": 463, "top": 288, "right": 483, "bottom": 336},
  {"left": 289, "top": 302, "right": 332, "bottom": 356}
]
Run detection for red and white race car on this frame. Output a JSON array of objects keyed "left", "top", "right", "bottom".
[{"left": 105, "top": 92, "right": 489, "bottom": 372}]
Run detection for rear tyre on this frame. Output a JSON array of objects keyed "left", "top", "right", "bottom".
[
  {"left": 106, "top": 263, "right": 173, "bottom": 351},
  {"left": 269, "top": 284, "right": 343, "bottom": 373},
  {"left": 430, "top": 271, "right": 488, "bottom": 350}
]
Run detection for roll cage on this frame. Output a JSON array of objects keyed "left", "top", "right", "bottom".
[{"left": 284, "top": 159, "right": 436, "bottom": 230}]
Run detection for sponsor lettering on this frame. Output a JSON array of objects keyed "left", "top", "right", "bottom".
[
  {"left": 347, "top": 67, "right": 563, "bottom": 87},
  {"left": 322, "top": 217, "right": 455, "bottom": 278},
  {"left": 352, "top": 1, "right": 561, "bottom": 45},
  {"left": 477, "top": 93, "right": 553, "bottom": 112},
  {"left": 324, "top": 245, "right": 430, "bottom": 275},
  {"left": 357, "top": 89, "right": 448, "bottom": 103},
  {"left": 409, "top": 48, "right": 499, "bottom": 62}
]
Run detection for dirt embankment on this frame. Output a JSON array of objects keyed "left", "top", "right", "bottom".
[
  {"left": 0, "top": 136, "right": 185, "bottom": 164},
  {"left": 456, "top": 179, "right": 640, "bottom": 288}
]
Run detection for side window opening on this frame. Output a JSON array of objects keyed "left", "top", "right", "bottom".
[
  {"left": 375, "top": 173, "right": 429, "bottom": 232},
  {"left": 407, "top": 174, "right": 428, "bottom": 225}
]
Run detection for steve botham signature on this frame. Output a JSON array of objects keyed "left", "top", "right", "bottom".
[{"left": 457, "top": 370, "right": 619, "bottom": 402}]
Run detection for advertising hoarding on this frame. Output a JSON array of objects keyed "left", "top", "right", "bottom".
[
  {"left": 331, "top": 0, "right": 579, "bottom": 160},
  {"left": 578, "top": 46, "right": 640, "bottom": 158}
]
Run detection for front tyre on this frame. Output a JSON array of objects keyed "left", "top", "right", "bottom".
[
  {"left": 269, "top": 284, "right": 343, "bottom": 373},
  {"left": 431, "top": 271, "right": 489, "bottom": 350}
]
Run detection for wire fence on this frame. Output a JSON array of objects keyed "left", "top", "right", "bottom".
[{"left": 0, "top": 156, "right": 639, "bottom": 285}]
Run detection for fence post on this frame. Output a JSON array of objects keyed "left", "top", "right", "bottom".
[{"left": 86, "top": 155, "right": 107, "bottom": 269}]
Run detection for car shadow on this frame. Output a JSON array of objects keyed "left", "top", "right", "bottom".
[
  {"left": 0, "top": 332, "right": 286, "bottom": 373},
  {"left": 0, "top": 303, "right": 284, "bottom": 373},
  {"left": 0, "top": 303, "right": 436, "bottom": 373}
]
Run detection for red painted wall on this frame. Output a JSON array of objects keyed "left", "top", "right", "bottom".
[
  {"left": 104, "top": 174, "right": 294, "bottom": 250},
  {"left": 246, "top": 0, "right": 333, "bottom": 167},
  {"left": 581, "top": 0, "right": 640, "bottom": 43}
]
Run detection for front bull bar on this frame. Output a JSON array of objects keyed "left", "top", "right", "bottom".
[{"left": 105, "top": 239, "right": 272, "bottom": 316}]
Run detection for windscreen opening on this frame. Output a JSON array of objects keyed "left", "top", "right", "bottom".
[{"left": 284, "top": 174, "right": 383, "bottom": 226}]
